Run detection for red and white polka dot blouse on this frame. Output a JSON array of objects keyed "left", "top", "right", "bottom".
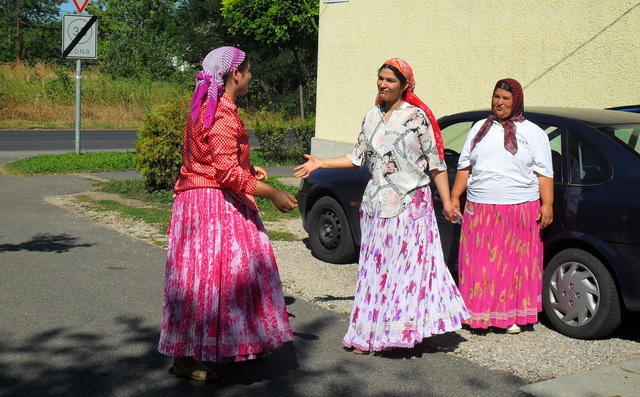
[{"left": 174, "top": 93, "right": 258, "bottom": 212}]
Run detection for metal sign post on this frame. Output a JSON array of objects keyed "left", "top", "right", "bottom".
[
  {"left": 62, "top": 14, "right": 97, "bottom": 154},
  {"left": 75, "top": 59, "right": 82, "bottom": 154}
]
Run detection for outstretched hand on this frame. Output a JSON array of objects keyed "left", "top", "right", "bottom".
[
  {"left": 293, "top": 154, "right": 321, "bottom": 179},
  {"left": 271, "top": 190, "right": 298, "bottom": 213}
]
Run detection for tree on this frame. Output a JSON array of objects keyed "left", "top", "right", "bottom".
[
  {"left": 86, "top": 0, "right": 181, "bottom": 80},
  {"left": 0, "top": 0, "right": 64, "bottom": 63},
  {"left": 173, "top": 0, "right": 235, "bottom": 67},
  {"left": 221, "top": 0, "right": 318, "bottom": 118}
]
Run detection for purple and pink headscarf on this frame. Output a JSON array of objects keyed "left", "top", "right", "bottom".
[
  {"left": 190, "top": 46, "right": 246, "bottom": 129},
  {"left": 470, "top": 78, "right": 525, "bottom": 155},
  {"left": 376, "top": 58, "right": 444, "bottom": 160}
]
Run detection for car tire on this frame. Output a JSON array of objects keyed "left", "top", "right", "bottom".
[
  {"left": 307, "top": 196, "right": 357, "bottom": 264},
  {"left": 542, "top": 248, "right": 623, "bottom": 339}
]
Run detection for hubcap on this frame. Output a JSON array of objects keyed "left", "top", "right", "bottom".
[
  {"left": 316, "top": 209, "right": 341, "bottom": 250},
  {"left": 548, "top": 261, "right": 600, "bottom": 327}
]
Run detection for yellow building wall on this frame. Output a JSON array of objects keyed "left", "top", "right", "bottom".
[{"left": 313, "top": 0, "right": 640, "bottom": 156}]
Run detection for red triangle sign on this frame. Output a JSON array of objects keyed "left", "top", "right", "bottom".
[{"left": 72, "top": 0, "right": 89, "bottom": 13}]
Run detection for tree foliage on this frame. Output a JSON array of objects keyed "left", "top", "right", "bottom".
[
  {"left": 221, "top": 0, "right": 319, "bottom": 118},
  {"left": 1, "top": 0, "right": 320, "bottom": 118},
  {"left": 173, "top": 0, "right": 235, "bottom": 67},
  {"left": 86, "top": 0, "right": 182, "bottom": 80},
  {"left": 0, "top": 0, "right": 64, "bottom": 63},
  {"left": 221, "top": 0, "right": 318, "bottom": 51}
]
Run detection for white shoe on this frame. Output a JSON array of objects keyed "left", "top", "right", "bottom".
[{"left": 507, "top": 324, "right": 521, "bottom": 334}]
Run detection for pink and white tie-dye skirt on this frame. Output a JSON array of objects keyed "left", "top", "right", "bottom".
[
  {"left": 457, "top": 200, "right": 543, "bottom": 329},
  {"left": 343, "top": 187, "right": 469, "bottom": 351},
  {"left": 158, "top": 188, "right": 292, "bottom": 362}
]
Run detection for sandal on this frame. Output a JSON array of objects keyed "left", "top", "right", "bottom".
[
  {"left": 172, "top": 361, "right": 219, "bottom": 381},
  {"left": 353, "top": 348, "right": 372, "bottom": 355}
]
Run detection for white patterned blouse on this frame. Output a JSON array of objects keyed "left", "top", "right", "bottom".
[{"left": 346, "top": 102, "right": 446, "bottom": 218}]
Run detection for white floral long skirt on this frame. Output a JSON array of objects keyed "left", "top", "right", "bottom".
[{"left": 342, "top": 187, "right": 469, "bottom": 351}]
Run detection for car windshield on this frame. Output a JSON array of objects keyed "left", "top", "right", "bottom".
[{"left": 597, "top": 124, "right": 640, "bottom": 156}]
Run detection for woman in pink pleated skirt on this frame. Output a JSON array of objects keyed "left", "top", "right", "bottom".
[
  {"left": 157, "top": 46, "right": 297, "bottom": 381},
  {"left": 450, "top": 78, "right": 554, "bottom": 334}
]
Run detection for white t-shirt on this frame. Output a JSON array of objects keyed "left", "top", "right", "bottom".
[{"left": 457, "top": 118, "right": 553, "bottom": 204}]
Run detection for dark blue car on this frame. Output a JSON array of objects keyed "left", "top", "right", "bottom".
[{"left": 296, "top": 107, "right": 640, "bottom": 339}]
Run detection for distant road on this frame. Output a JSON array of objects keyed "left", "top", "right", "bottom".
[
  {"left": 0, "top": 130, "right": 139, "bottom": 152},
  {"left": 0, "top": 129, "right": 260, "bottom": 152}
]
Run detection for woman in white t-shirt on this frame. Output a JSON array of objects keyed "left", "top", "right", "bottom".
[{"left": 449, "top": 78, "right": 554, "bottom": 334}]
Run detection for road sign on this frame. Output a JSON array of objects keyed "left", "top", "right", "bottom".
[
  {"left": 62, "top": 14, "right": 97, "bottom": 60},
  {"left": 72, "top": 0, "right": 90, "bottom": 13}
]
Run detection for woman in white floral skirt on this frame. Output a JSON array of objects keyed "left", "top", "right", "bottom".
[{"left": 294, "top": 58, "right": 468, "bottom": 354}]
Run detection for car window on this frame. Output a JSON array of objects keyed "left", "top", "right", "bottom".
[
  {"left": 532, "top": 121, "right": 563, "bottom": 182},
  {"left": 440, "top": 121, "right": 473, "bottom": 153},
  {"left": 547, "top": 133, "right": 563, "bottom": 183},
  {"left": 597, "top": 124, "right": 640, "bottom": 156},
  {"left": 568, "top": 129, "right": 612, "bottom": 185}
]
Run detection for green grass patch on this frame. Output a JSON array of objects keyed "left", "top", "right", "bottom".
[
  {"left": 1, "top": 152, "right": 136, "bottom": 176},
  {"left": 100, "top": 178, "right": 299, "bottom": 238},
  {"left": 76, "top": 194, "right": 171, "bottom": 236},
  {"left": 266, "top": 231, "right": 300, "bottom": 241},
  {"left": 3, "top": 151, "right": 301, "bottom": 240},
  {"left": 102, "top": 177, "right": 299, "bottom": 222},
  {"left": 95, "top": 199, "right": 171, "bottom": 228},
  {"left": 100, "top": 179, "right": 174, "bottom": 204}
]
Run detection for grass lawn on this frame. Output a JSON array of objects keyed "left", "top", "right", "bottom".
[{"left": 0, "top": 152, "right": 301, "bottom": 241}]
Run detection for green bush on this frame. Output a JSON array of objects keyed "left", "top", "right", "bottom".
[
  {"left": 253, "top": 113, "right": 315, "bottom": 164},
  {"left": 134, "top": 94, "right": 189, "bottom": 191}
]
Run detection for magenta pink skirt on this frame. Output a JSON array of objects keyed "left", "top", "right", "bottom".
[
  {"left": 158, "top": 188, "right": 292, "bottom": 362},
  {"left": 458, "top": 200, "right": 543, "bottom": 329}
]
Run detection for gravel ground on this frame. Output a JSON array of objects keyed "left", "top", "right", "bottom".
[{"left": 47, "top": 186, "right": 640, "bottom": 383}]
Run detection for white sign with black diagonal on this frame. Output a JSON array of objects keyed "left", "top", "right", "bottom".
[{"left": 62, "top": 14, "right": 98, "bottom": 60}]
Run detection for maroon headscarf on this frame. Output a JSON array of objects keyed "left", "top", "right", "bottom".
[
  {"left": 376, "top": 58, "right": 444, "bottom": 160},
  {"left": 470, "top": 78, "right": 525, "bottom": 155}
]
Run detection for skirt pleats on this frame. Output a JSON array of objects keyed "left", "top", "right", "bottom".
[
  {"left": 343, "top": 188, "right": 469, "bottom": 351},
  {"left": 458, "top": 200, "right": 543, "bottom": 329},
  {"left": 158, "top": 188, "right": 292, "bottom": 362}
]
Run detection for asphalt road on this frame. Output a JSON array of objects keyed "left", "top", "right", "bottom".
[
  {"left": 0, "top": 129, "right": 139, "bottom": 152},
  {"left": 0, "top": 129, "right": 261, "bottom": 153},
  {"left": 2, "top": 131, "right": 638, "bottom": 396},
  {"left": 0, "top": 156, "right": 529, "bottom": 396}
]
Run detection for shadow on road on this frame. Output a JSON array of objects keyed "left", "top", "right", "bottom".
[{"left": 0, "top": 233, "right": 94, "bottom": 253}]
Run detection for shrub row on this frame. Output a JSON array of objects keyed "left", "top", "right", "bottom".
[
  {"left": 253, "top": 112, "right": 315, "bottom": 165},
  {"left": 134, "top": 97, "right": 315, "bottom": 191}
]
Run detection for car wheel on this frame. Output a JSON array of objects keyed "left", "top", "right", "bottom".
[
  {"left": 542, "top": 248, "right": 623, "bottom": 339},
  {"left": 307, "top": 196, "right": 357, "bottom": 264}
]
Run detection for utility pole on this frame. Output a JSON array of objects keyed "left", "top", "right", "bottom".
[{"left": 15, "top": 0, "right": 20, "bottom": 64}]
